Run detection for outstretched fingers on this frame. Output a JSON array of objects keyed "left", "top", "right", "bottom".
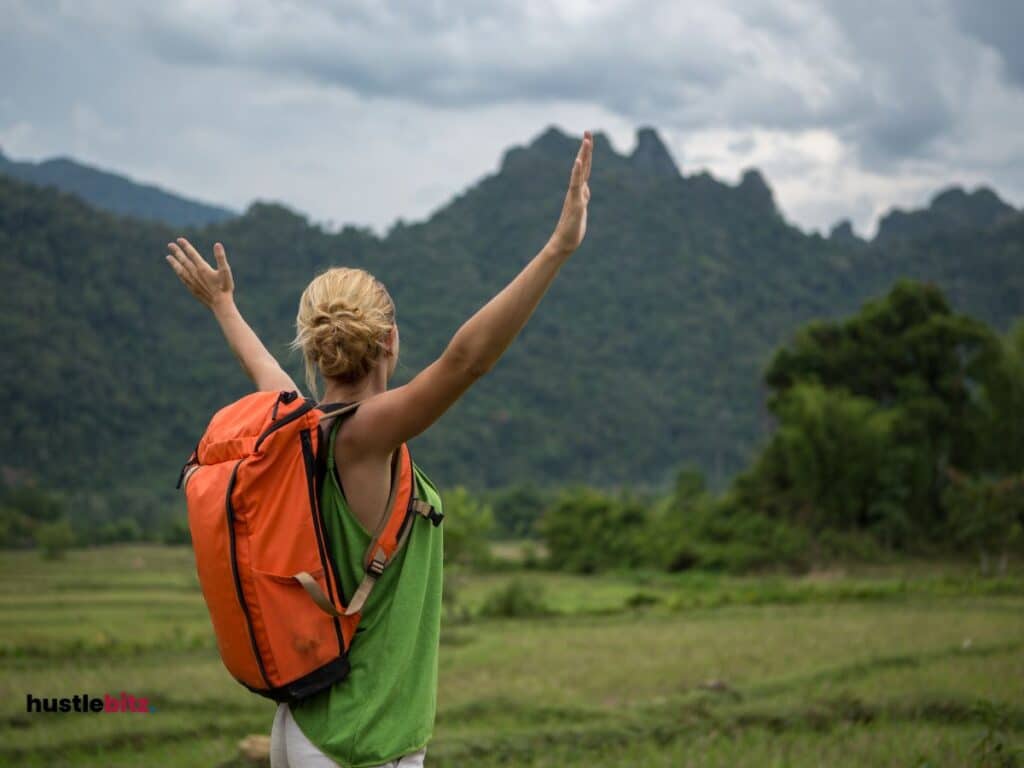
[
  {"left": 581, "top": 130, "right": 593, "bottom": 181},
  {"left": 167, "top": 242, "right": 198, "bottom": 281},
  {"left": 213, "top": 242, "right": 230, "bottom": 271},
  {"left": 165, "top": 251, "right": 188, "bottom": 281},
  {"left": 177, "top": 237, "right": 210, "bottom": 273},
  {"left": 569, "top": 156, "right": 583, "bottom": 193},
  {"left": 568, "top": 131, "right": 593, "bottom": 196}
]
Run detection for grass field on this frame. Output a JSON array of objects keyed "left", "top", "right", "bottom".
[{"left": 0, "top": 545, "right": 1021, "bottom": 767}]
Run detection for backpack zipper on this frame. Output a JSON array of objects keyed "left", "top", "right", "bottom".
[
  {"left": 254, "top": 399, "right": 316, "bottom": 452},
  {"left": 225, "top": 458, "right": 270, "bottom": 689},
  {"left": 300, "top": 428, "right": 346, "bottom": 651}
]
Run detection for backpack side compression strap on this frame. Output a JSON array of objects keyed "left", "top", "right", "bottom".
[{"left": 292, "top": 571, "right": 344, "bottom": 617}]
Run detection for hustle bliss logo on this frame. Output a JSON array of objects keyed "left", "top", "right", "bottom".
[{"left": 26, "top": 692, "right": 155, "bottom": 713}]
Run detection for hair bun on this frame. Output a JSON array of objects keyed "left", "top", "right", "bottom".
[{"left": 291, "top": 268, "right": 395, "bottom": 393}]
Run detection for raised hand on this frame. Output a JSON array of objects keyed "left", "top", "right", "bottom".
[
  {"left": 548, "top": 130, "right": 593, "bottom": 255},
  {"left": 166, "top": 237, "right": 234, "bottom": 309},
  {"left": 165, "top": 237, "right": 297, "bottom": 391}
]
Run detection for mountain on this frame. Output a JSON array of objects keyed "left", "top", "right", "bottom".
[
  {"left": 1, "top": 126, "right": 1022, "bottom": 532},
  {"left": 873, "top": 186, "right": 1016, "bottom": 246},
  {"left": 828, "top": 219, "right": 864, "bottom": 247},
  {"left": 629, "top": 126, "right": 680, "bottom": 177},
  {"left": 0, "top": 149, "right": 236, "bottom": 227}
]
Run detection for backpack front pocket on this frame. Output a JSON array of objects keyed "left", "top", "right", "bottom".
[{"left": 250, "top": 567, "right": 345, "bottom": 686}]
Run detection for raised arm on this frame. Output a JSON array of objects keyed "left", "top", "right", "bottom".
[
  {"left": 165, "top": 239, "right": 299, "bottom": 393},
  {"left": 345, "top": 130, "right": 594, "bottom": 456}
]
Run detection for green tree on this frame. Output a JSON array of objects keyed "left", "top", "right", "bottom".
[
  {"left": 488, "top": 483, "right": 549, "bottom": 538},
  {"left": 0, "top": 504, "right": 33, "bottom": 548},
  {"left": 750, "top": 384, "right": 911, "bottom": 543},
  {"left": 975, "top": 320, "right": 1024, "bottom": 474},
  {"left": 649, "top": 466, "right": 708, "bottom": 571},
  {"left": 538, "top": 487, "right": 649, "bottom": 573},
  {"left": 162, "top": 517, "right": 192, "bottom": 546},
  {"left": 762, "top": 281, "right": 996, "bottom": 533},
  {"left": 441, "top": 486, "right": 494, "bottom": 567},
  {"left": 99, "top": 516, "right": 143, "bottom": 544},
  {"left": 2, "top": 485, "right": 64, "bottom": 523},
  {"left": 944, "top": 470, "right": 1023, "bottom": 575},
  {"left": 35, "top": 518, "right": 75, "bottom": 560},
  {"left": 0, "top": 485, "right": 67, "bottom": 549}
]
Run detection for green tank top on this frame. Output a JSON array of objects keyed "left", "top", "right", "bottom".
[{"left": 290, "top": 418, "right": 444, "bottom": 768}]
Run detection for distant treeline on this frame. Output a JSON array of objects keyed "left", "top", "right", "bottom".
[
  {"left": 535, "top": 280, "right": 1024, "bottom": 573},
  {"left": 6, "top": 280, "right": 1022, "bottom": 571}
]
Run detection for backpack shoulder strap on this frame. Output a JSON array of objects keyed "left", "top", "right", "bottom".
[
  {"left": 343, "top": 444, "right": 442, "bottom": 615},
  {"left": 313, "top": 401, "right": 359, "bottom": 503},
  {"left": 317, "top": 400, "right": 360, "bottom": 422},
  {"left": 296, "top": 403, "right": 443, "bottom": 619}
]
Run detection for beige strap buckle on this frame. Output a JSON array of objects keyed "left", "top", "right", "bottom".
[
  {"left": 366, "top": 547, "right": 387, "bottom": 577},
  {"left": 411, "top": 498, "right": 444, "bottom": 526}
]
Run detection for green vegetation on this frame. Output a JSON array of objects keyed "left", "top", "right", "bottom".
[
  {"left": 527, "top": 282, "right": 1024, "bottom": 575},
  {"left": 0, "top": 545, "right": 1020, "bottom": 766},
  {"left": 3, "top": 127, "right": 1024, "bottom": 545},
  {"left": 33, "top": 518, "right": 75, "bottom": 560},
  {"left": 734, "top": 282, "right": 1024, "bottom": 558},
  {"left": 440, "top": 486, "right": 495, "bottom": 568},
  {"left": 3, "top": 131, "right": 1023, "bottom": 763},
  {"left": 6, "top": 278, "right": 1023, "bottom": 576},
  {"left": 477, "top": 578, "right": 552, "bottom": 618}
]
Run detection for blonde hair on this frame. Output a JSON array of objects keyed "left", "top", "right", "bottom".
[{"left": 291, "top": 267, "right": 395, "bottom": 397}]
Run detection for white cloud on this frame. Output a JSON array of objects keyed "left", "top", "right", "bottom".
[{"left": 2, "top": 0, "right": 1023, "bottom": 237}]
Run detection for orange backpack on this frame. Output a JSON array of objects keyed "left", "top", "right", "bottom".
[{"left": 177, "top": 389, "right": 442, "bottom": 703}]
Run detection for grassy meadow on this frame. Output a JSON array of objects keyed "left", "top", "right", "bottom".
[{"left": 0, "top": 545, "right": 1021, "bottom": 767}]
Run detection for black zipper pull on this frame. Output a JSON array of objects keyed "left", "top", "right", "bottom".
[{"left": 271, "top": 390, "right": 299, "bottom": 422}]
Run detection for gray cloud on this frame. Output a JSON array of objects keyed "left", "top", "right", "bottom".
[
  {"left": 2, "top": 0, "right": 1023, "bottom": 237},
  {"left": 136, "top": 1, "right": 736, "bottom": 111},
  {"left": 951, "top": 0, "right": 1024, "bottom": 86},
  {"left": 816, "top": 2, "right": 963, "bottom": 166},
  {"left": 123, "top": 1, "right": 1016, "bottom": 172}
]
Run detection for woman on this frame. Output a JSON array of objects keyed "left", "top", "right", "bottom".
[{"left": 165, "top": 131, "right": 593, "bottom": 767}]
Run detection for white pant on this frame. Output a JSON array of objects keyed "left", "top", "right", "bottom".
[{"left": 270, "top": 703, "right": 427, "bottom": 768}]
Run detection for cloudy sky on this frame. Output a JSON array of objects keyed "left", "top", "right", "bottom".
[{"left": 4, "top": 0, "right": 1024, "bottom": 237}]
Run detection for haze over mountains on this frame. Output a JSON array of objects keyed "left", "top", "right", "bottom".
[
  {"left": 0, "top": 149, "right": 235, "bottom": 227},
  {"left": 1, "top": 126, "right": 1021, "bottom": 524}
]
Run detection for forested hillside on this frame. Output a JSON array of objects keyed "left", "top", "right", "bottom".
[
  {"left": 0, "top": 149, "right": 235, "bottom": 226},
  {"left": 1, "top": 126, "right": 1022, "bottom": 534}
]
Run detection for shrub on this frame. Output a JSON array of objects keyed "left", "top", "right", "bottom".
[
  {"left": 162, "top": 517, "right": 192, "bottom": 546},
  {"left": 99, "top": 516, "right": 142, "bottom": 544},
  {"left": 625, "top": 591, "right": 661, "bottom": 608},
  {"left": 488, "top": 484, "right": 550, "bottom": 538},
  {"left": 656, "top": 491, "right": 811, "bottom": 574},
  {"left": 35, "top": 519, "right": 75, "bottom": 560},
  {"left": 520, "top": 541, "right": 543, "bottom": 570},
  {"left": 442, "top": 572, "right": 472, "bottom": 625},
  {"left": 538, "top": 487, "right": 649, "bottom": 573},
  {"left": 944, "top": 470, "right": 1024, "bottom": 575},
  {"left": 478, "top": 579, "right": 551, "bottom": 618},
  {"left": 442, "top": 486, "right": 495, "bottom": 568}
]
